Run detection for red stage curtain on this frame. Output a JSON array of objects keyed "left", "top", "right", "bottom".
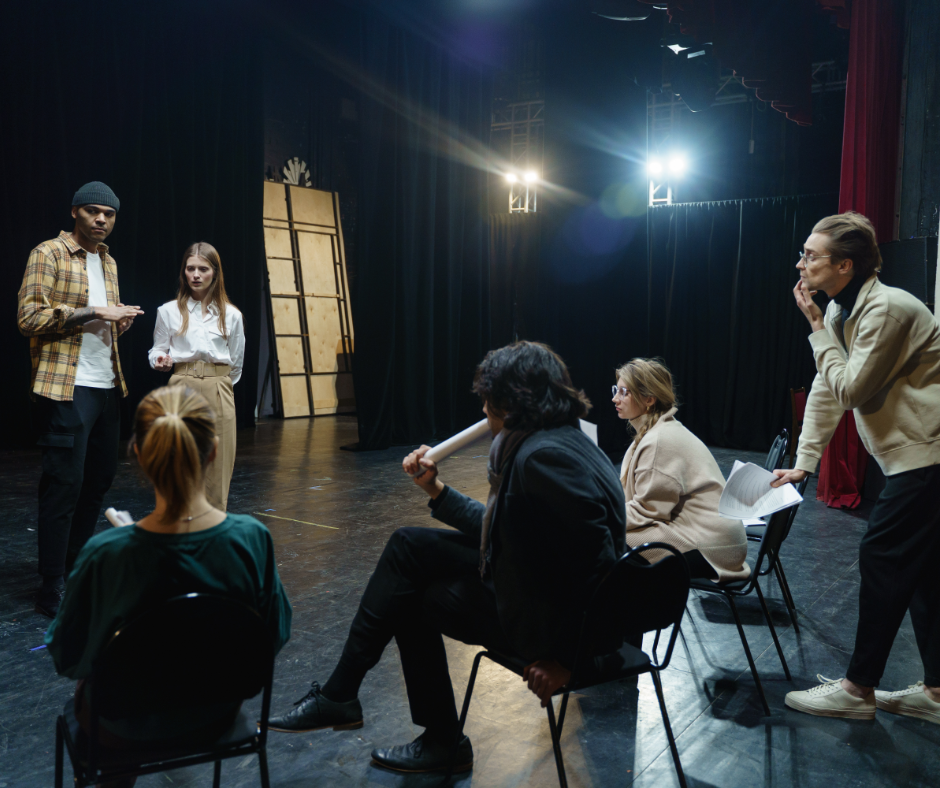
[{"left": 817, "top": 0, "right": 903, "bottom": 508}]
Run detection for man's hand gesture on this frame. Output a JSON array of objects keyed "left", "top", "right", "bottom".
[
  {"left": 402, "top": 445, "right": 445, "bottom": 499},
  {"left": 792, "top": 280, "right": 825, "bottom": 333},
  {"left": 771, "top": 468, "right": 809, "bottom": 488},
  {"left": 523, "top": 660, "right": 572, "bottom": 708}
]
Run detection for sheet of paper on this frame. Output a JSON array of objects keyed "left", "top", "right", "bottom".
[
  {"left": 579, "top": 419, "right": 598, "bottom": 445},
  {"left": 719, "top": 461, "right": 802, "bottom": 520}
]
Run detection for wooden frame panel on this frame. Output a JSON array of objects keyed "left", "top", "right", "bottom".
[
  {"left": 263, "top": 182, "right": 355, "bottom": 418},
  {"left": 290, "top": 185, "right": 337, "bottom": 228}
]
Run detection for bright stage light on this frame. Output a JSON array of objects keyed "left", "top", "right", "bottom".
[
  {"left": 647, "top": 159, "right": 663, "bottom": 177},
  {"left": 505, "top": 173, "right": 518, "bottom": 183},
  {"left": 524, "top": 171, "right": 538, "bottom": 183},
  {"left": 669, "top": 154, "right": 687, "bottom": 176}
]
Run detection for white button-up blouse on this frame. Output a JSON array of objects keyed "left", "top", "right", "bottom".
[{"left": 148, "top": 298, "right": 245, "bottom": 384}]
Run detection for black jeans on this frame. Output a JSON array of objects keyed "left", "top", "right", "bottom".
[
  {"left": 35, "top": 386, "right": 120, "bottom": 578},
  {"left": 846, "top": 464, "right": 940, "bottom": 687},
  {"left": 337, "top": 527, "right": 510, "bottom": 734}
]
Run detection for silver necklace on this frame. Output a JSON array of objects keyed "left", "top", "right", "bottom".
[{"left": 182, "top": 508, "right": 213, "bottom": 523}]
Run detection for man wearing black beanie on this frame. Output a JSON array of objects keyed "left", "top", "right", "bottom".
[{"left": 17, "top": 182, "right": 144, "bottom": 617}]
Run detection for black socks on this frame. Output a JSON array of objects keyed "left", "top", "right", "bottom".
[{"left": 321, "top": 657, "right": 367, "bottom": 703}]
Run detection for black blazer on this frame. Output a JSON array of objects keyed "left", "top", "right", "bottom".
[{"left": 431, "top": 424, "right": 627, "bottom": 666}]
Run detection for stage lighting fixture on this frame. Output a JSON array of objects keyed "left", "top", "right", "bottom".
[
  {"left": 668, "top": 43, "right": 718, "bottom": 113},
  {"left": 505, "top": 173, "right": 518, "bottom": 183},
  {"left": 525, "top": 171, "right": 538, "bottom": 183},
  {"left": 669, "top": 154, "right": 687, "bottom": 176},
  {"left": 647, "top": 159, "right": 663, "bottom": 177}
]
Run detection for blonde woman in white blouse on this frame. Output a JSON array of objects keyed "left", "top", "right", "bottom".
[
  {"left": 614, "top": 358, "right": 749, "bottom": 582},
  {"left": 149, "top": 242, "right": 245, "bottom": 511}
]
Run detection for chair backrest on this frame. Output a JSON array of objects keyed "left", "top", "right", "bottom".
[
  {"left": 781, "top": 476, "right": 810, "bottom": 542},
  {"left": 750, "top": 505, "right": 797, "bottom": 579},
  {"left": 579, "top": 542, "right": 690, "bottom": 671},
  {"left": 763, "top": 428, "right": 789, "bottom": 472},
  {"left": 90, "top": 593, "right": 273, "bottom": 721},
  {"left": 790, "top": 387, "right": 807, "bottom": 423}
]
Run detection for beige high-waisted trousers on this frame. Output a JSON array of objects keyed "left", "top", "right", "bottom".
[{"left": 169, "top": 361, "right": 236, "bottom": 511}]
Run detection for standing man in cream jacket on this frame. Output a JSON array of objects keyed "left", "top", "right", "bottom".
[{"left": 773, "top": 211, "right": 940, "bottom": 724}]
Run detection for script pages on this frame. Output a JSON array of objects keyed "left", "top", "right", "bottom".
[{"left": 719, "top": 461, "right": 802, "bottom": 520}]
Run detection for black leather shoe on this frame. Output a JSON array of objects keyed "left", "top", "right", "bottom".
[
  {"left": 371, "top": 732, "right": 473, "bottom": 773},
  {"left": 267, "top": 682, "right": 363, "bottom": 733},
  {"left": 35, "top": 580, "right": 65, "bottom": 619}
]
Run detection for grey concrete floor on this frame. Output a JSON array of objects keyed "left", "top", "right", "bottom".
[{"left": 1, "top": 416, "right": 937, "bottom": 787}]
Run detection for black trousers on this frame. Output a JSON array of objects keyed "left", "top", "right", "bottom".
[
  {"left": 35, "top": 386, "right": 120, "bottom": 578},
  {"left": 338, "top": 527, "right": 511, "bottom": 734},
  {"left": 846, "top": 464, "right": 940, "bottom": 687}
]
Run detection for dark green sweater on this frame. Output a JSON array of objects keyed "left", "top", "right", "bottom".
[{"left": 46, "top": 514, "right": 292, "bottom": 739}]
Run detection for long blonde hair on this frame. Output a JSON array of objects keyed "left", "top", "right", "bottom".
[
  {"left": 175, "top": 242, "right": 234, "bottom": 338},
  {"left": 134, "top": 386, "right": 216, "bottom": 523},
  {"left": 616, "top": 358, "right": 677, "bottom": 446}
]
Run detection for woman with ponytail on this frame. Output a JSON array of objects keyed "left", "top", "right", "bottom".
[
  {"left": 614, "top": 359, "right": 749, "bottom": 582},
  {"left": 45, "top": 386, "right": 291, "bottom": 760},
  {"left": 149, "top": 242, "right": 244, "bottom": 511}
]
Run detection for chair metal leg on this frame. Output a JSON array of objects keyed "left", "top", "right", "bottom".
[
  {"left": 774, "top": 560, "right": 799, "bottom": 632},
  {"left": 726, "top": 596, "right": 771, "bottom": 715},
  {"left": 650, "top": 670, "right": 688, "bottom": 788},
  {"left": 55, "top": 719, "right": 64, "bottom": 788},
  {"left": 444, "top": 651, "right": 486, "bottom": 782},
  {"left": 556, "top": 691, "right": 570, "bottom": 736},
  {"left": 258, "top": 748, "right": 271, "bottom": 788},
  {"left": 754, "top": 581, "right": 791, "bottom": 680},
  {"left": 545, "top": 698, "right": 569, "bottom": 788},
  {"left": 213, "top": 759, "right": 222, "bottom": 788}
]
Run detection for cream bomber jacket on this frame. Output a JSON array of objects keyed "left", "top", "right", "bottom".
[
  {"left": 795, "top": 275, "right": 940, "bottom": 476},
  {"left": 620, "top": 408, "right": 750, "bottom": 583}
]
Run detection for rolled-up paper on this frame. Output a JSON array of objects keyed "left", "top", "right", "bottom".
[
  {"left": 105, "top": 507, "right": 135, "bottom": 527},
  {"left": 411, "top": 419, "right": 491, "bottom": 476}
]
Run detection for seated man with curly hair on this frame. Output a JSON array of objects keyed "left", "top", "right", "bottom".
[{"left": 268, "top": 341, "right": 627, "bottom": 773}]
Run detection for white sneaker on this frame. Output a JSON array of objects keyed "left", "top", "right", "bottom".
[
  {"left": 875, "top": 682, "right": 940, "bottom": 724},
  {"left": 785, "top": 674, "right": 876, "bottom": 720}
]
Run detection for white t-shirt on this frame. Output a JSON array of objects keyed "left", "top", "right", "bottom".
[{"left": 74, "top": 251, "right": 115, "bottom": 389}]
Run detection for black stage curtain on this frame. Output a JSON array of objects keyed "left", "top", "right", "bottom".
[
  {"left": 648, "top": 194, "right": 838, "bottom": 451},
  {"left": 1, "top": 2, "right": 263, "bottom": 449},
  {"left": 350, "top": 18, "right": 492, "bottom": 449}
]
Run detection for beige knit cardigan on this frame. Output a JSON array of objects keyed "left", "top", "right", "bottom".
[{"left": 620, "top": 408, "right": 750, "bottom": 583}]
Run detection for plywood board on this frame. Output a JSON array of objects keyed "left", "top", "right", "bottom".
[
  {"left": 290, "top": 185, "right": 336, "bottom": 228},
  {"left": 263, "top": 226, "right": 293, "bottom": 262},
  {"left": 281, "top": 375, "right": 311, "bottom": 418},
  {"left": 310, "top": 372, "right": 356, "bottom": 413},
  {"left": 275, "top": 336, "right": 306, "bottom": 375},
  {"left": 267, "top": 259, "right": 298, "bottom": 296},
  {"left": 263, "top": 181, "right": 290, "bottom": 221},
  {"left": 298, "top": 232, "right": 337, "bottom": 294},
  {"left": 271, "top": 297, "right": 302, "bottom": 335},
  {"left": 305, "top": 297, "right": 344, "bottom": 373}
]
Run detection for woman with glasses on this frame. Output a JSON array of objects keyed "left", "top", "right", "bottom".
[{"left": 613, "top": 358, "right": 749, "bottom": 581}]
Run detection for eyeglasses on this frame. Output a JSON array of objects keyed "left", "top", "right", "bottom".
[
  {"left": 798, "top": 251, "right": 832, "bottom": 264},
  {"left": 612, "top": 385, "right": 630, "bottom": 399}
]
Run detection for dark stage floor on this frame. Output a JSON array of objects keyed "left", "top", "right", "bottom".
[{"left": 1, "top": 416, "right": 937, "bottom": 787}]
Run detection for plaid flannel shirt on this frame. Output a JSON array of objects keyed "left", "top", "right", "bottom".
[{"left": 17, "top": 231, "right": 127, "bottom": 401}]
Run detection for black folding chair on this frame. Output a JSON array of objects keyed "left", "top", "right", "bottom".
[
  {"left": 55, "top": 593, "right": 275, "bottom": 788},
  {"left": 763, "top": 429, "right": 789, "bottom": 472},
  {"left": 449, "top": 543, "right": 691, "bottom": 788},
  {"left": 746, "top": 477, "right": 810, "bottom": 631},
  {"left": 690, "top": 505, "right": 797, "bottom": 715}
]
